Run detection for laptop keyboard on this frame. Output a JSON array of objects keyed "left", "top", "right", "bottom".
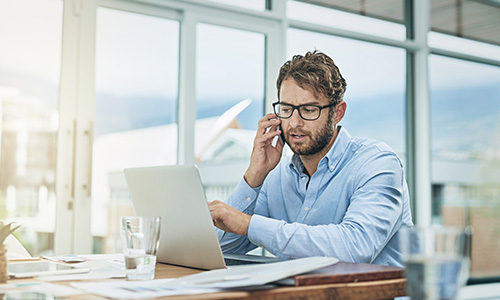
[{"left": 224, "top": 257, "right": 265, "bottom": 266}]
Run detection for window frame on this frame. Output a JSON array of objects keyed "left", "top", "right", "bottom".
[
  {"left": 54, "top": 0, "right": 500, "bottom": 286},
  {"left": 56, "top": 0, "right": 284, "bottom": 254}
]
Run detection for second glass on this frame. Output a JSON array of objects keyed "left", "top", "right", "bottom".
[
  {"left": 400, "top": 226, "right": 470, "bottom": 300},
  {"left": 120, "top": 216, "right": 161, "bottom": 280}
]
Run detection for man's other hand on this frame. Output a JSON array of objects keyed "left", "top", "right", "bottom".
[{"left": 208, "top": 200, "right": 252, "bottom": 235}]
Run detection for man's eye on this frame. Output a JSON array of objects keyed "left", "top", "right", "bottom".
[
  {"left": 281, "top": 107, "right": 292, "bottom": 113},
  {"left": 303, "top": 107, "right": 318, "bottom": 113}
]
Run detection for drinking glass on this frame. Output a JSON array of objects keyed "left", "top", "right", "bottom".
[
  {"left": 400, "top": 226, "right": 470, "bottom": 300},
  {"left": 120, "top": 216, "right": 161, "bottom": 280}
]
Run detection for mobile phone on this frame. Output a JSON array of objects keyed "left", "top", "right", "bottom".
[{"left": 278, "top": 124, "right": 285, "bottom": 146}]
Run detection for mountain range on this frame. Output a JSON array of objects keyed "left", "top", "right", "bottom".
[{"left": 1, "top": 68, "right": 499, "bottom": 159}]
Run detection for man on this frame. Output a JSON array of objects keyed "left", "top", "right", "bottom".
[{"left": 208, "top": 50, "right": 413, "bottom": 267}]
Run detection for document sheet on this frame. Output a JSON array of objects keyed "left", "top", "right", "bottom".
[{"left": 71, "top": 256, "right": 339, "bottom": 299}]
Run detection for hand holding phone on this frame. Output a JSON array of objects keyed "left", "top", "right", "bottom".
[{"left": 245, "top": 113, "right": 285, "bottom": 188}]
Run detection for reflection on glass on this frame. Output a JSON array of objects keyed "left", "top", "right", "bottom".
[
  {"left": 92, "top": 8, "right": 179, "bottom": 253},
  {"left": 430, "top": 55, "right": 500, "bottom": 279},
  {"left": 195, "top": 23, "right": 265, "bottom": 201},
  {"left": 207, "top": 0, "right": 266, "bottom": 11},
  {"left": 429, "top": 32, "right": 500, "bottom": 63},
  {"left": 0, "top": 0, "right": 62, "bottom": 256},
  {"left": 287, "top": 1, "right": 406, "bottom": 41},
  {"left": 287, "top": 29, "right": 406, "bottom": 156}
]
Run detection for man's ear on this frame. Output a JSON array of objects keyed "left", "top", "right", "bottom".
[{"left": 334, "top": 101, "right": 346, "bottom": 124}]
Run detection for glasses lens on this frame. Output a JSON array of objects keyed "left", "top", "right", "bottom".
[
  {"left": 299, "top": 106, "right": 320, "bottom": 120},
  {"left": 276, "top": 104, "right": 293, "bottom": 118}
]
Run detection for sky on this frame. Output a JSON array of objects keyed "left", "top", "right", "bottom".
[
  {"left": 1, "top": 0, "right": 499, "bottom": 98},
  {"left": 0, "top": 0, "right": 62, "bottom": 85},
  {"left": 1, "top": 0, "right": 500, "bottom": 155}
]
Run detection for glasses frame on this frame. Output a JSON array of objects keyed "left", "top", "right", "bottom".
[{"left": 272, "top": 101, "right": 335, "bottom": 121}]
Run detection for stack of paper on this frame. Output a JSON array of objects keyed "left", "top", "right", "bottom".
[
  {"left": 70, "top": 256, "right": 339, "bottom": 299},
  {"left": 167, "top": 256, "right": 339, "bottom": 289}
]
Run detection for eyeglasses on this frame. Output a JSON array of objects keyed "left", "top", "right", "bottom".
[{"left": 272, "top": 102, "right": 335, "bottom": 121}]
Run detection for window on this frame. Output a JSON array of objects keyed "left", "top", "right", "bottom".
[
  {"left": 0, "top": 0, "right": 62, "bottom": 256},
  {"left": 287, "top": 29, "right": 406, "bottom": 157},
  {"left": 430, "top": 0, "right": 500, "bottom": 47},
  {"left": 207, "top": 0, "right": 267, "bottom": 11},
  {"left": 91, "top": 7, "right": 179, "bottom": 253},
  {"left": 195, "top": 23, "right": 265, "bottom": 201},
  {"left": 430, "top": 55, "right": 500, "bottom": 280},
  {"left": 287, "top": 1, "right": 406, "bottom": 41},
  {"left": 429, "top": 32, "right": 500, "bottom": 62}
]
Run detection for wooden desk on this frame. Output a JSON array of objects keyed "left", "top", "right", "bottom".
[
  {"left": 149, "top": 262, "right": 407, "bottom": 300},
  {"left": 8, "top": 261, "right": 408, "bottom": 300}
]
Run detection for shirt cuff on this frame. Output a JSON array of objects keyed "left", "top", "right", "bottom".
[
  {"left": 247, "top": 214, "right": 283, "bottom": 253},
  {"left": 227, "top": 177, "right": 262, "bottom": 212}
]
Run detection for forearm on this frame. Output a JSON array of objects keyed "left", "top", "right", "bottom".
[
  {"left": 243, "top": 168, "right": 266, "bottom": 189},
  {"left": 215, "top": 177, "right": 262, "bottom": 252},
  {"left": 248, "top": 215, "right": 397, "bottom": 263},
  {"left": 224, "top": 178, "right": 261, "bottom": 211},
  {"left": 216, "top": 227, "right": 257, "bottom": 254},
  {"left": 246, "top": 216, "right": 357, "bottom": 262}
]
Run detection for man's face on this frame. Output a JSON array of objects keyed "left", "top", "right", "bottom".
[{"left": 279, "top": 78, "right": 335, "bottom": 156}]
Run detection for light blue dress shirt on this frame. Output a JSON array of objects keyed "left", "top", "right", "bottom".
[{"left": 216, "top": 127, "right": 413, "bottom": 267}]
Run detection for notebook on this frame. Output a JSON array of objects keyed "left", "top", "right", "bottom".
[{"left": 123, "top": 164, "right": 280, "bottom": 270}]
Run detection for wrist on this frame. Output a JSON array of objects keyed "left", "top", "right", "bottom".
[
  {"left": 244, "top": 169, "right": 264, "bottom": 188},
  {"left": 243, "top": 214, "right": 252, "bottom": 235}
]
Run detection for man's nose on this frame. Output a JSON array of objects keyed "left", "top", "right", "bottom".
[{"left": 289, "top": 108, "right": 304, "bottom": 128}]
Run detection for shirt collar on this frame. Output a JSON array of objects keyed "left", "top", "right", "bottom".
[{"left": 289, "top": 126, "right": 352, "bottom": 174}]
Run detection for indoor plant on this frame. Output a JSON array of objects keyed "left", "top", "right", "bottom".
[{"left": 0, "top": 222, "right": 20, "bottom": 283}]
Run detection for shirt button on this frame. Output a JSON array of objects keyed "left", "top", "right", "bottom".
[
  {"left": 246, "top": 197, "right": 251, "bottom": 201},
  {"left": 302, "top": 177, "right": 306, "bottom": 180},
  {"left": 329, "top": 165, "right": 334, "bottom": 170},
  {"left": 304, "top": 207, "right": 309, "bottom": 211}
]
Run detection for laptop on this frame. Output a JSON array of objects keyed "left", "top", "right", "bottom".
[{"left": 123, "top": 164, "right": 280, "bottom": 270}]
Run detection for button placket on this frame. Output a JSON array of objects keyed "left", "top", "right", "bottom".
[
  {"left": 298, "top": 174, "right": 308, "bottom": 200},
  {"left": 296, "top": 163, "right": 328, "bottom": 222}
]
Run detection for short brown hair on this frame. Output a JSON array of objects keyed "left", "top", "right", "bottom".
[{"left": 276, "top": 50, "right": 347, "bottom": 106}]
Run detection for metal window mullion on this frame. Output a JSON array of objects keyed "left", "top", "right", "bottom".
[
  {"left": 430, "top": 47, "right": 500, "bottom": 68},
  {"left": 264, "top": 0, "right": 287, "bottom": 113},
  {"left": 133, "top": 0, "right": 283, "bottom": 21},
  {"left": 177, "top": 11, "right": 197, "bottom": 164},
  {"left": 193, "top": 5, "right": 281, "bottom": 35},
  {"left": 55, "top": 0, "right": 82, "bottom": 255},
  {"left": 408, "top": 0, "right": 432, "bottom": 227},
  {"left": 288, "top": 19, "right": 419, "bottom": 52},
  {"left": 71, "top": 0, "right": 97, "bottom": 255},
  {"left": 97, "top": 0, "right": 182, "bottom": 20}
]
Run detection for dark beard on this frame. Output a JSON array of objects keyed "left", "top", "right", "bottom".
[{"left": 286, "top": 115, "right": 334, "bottom": 156}]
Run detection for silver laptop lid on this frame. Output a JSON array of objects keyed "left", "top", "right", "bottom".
[{"left": 123, "top": 164, "right": 226, "bottom": 270}]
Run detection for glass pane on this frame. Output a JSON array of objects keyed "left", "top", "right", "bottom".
[
  {"left": 92, "top": 8, "right": 179, "bottom": 253},
  {"left": 195, "top": 23, "right": 265, "bottom": 201},
  {"left": 287, "top": 1, "right": 406, "bottom": 41},
  {"left": 430, "top": 0, "right": 500, "bottom": 47},
  {"left": 288, "top": 29, "right": 406, "bottom": 157},
  {"left": 429, "top": 32, "right": 500, "bottom": 62},
  {"left": 0, "top": 0, "right": 62, "bottom": 256},
  {"left": 207, "top": 0, "right": 266, "bottom": 11},
  {"left": 430, "top": 55, "right": 500, "bottom": 280}
]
